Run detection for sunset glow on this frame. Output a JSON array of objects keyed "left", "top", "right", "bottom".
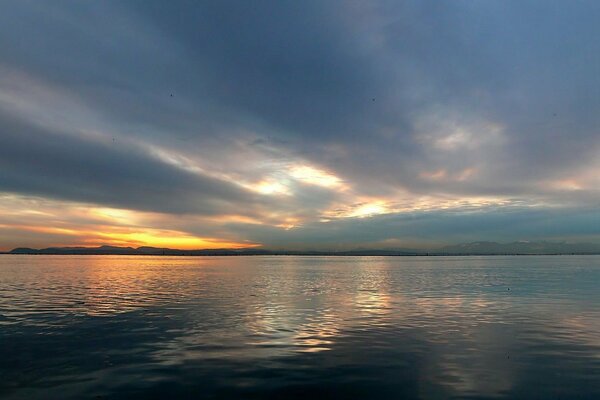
[
  {"left": 0, "top": 1, "right": 598, "bottom": 252},
  {"left": 289, "top": 165, "right": 346, "bottom": 189}
]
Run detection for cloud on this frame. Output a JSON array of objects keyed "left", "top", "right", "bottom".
[
  {"left": 227, "top": 206, "right": 600, "bottom": 250},
  {"left": 0, "top": 110, "right": 257, "bottom": 215},
  {"left": 0, "top": 0, "right": 599, "bottom": 248}
]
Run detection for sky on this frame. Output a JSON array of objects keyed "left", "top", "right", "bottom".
[{"left": 0, "top": 0, "right": 599, "bottom": 251}]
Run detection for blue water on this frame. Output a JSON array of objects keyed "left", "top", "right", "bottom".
[{"left": 0, "top": 255, "right": 599, "bottom": 399}]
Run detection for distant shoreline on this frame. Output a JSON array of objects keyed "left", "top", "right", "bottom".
[
  {"left": 4, "top": 242, "right": 599, "bottom": 257},
  {"left": 2, "top": 252, "right": 599, "bottom": 257}
]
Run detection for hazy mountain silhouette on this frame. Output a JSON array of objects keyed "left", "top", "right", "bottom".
[
  {"left": 5, "top": 241, "right": 600, "bottom": 256},
  {"left": 438, "top": 241, "right": 600, "bottom": 255}
]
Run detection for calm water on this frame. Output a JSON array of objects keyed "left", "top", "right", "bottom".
[{"left": 0, "top": 255, "right": 599, "bottom": 399}]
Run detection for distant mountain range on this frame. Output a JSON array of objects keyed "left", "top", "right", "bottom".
[
  {"left": 3, "top": 241, "right": 600, "bottom": 256},
  {"left": 438, "top": 241, "right": 600, "bottom": 255},
  {"left": 7, "top": 245, "right": 271, "bottom": 256}
]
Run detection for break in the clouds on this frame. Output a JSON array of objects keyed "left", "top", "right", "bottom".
[{"left": 0, "top": 0, "right": 599, "bottom": 250}]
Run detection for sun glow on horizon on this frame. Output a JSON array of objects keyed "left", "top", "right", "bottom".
[
  {"left": 0, "top": 223, "right": 259, "bottom": 250},
  {"left": 0, "top": 195, "right": 261, "bottom": 251},
  {"left": 94, "top": 230, "right": 258, "bottom": 250}
]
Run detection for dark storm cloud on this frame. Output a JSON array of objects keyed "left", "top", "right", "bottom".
[
  {"left": 0, "top": 110, "right": 254, "bottom": 215},
  {"left": 128, "top": 0, "right": 600, "bottom": 197}
]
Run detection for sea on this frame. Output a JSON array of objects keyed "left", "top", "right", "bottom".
[{"left": 0, "top": 255, "right": 599, "bottom": 399}]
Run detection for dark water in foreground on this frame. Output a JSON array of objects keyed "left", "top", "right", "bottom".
[{"left": 0, "top": 256, "right": 599, "bottom": 399}]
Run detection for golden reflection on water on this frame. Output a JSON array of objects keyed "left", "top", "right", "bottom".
[
  {"left": 0, "top": 256, "right": 213, "bottom": 320},
  {"left": 243, "top": 257, "right": 398, "bottom": 355}
]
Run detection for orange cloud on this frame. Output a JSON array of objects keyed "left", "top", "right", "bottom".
[
  {"left": 94, "top": 230, "right": 257, "bottom": 249},
  {"left": 0, "top": 194, "right": 260, "bottom": 250}
]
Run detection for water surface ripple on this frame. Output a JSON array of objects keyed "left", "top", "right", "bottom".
[{"left": 1, "top": 255, "right": 599, "bottom": 399}]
